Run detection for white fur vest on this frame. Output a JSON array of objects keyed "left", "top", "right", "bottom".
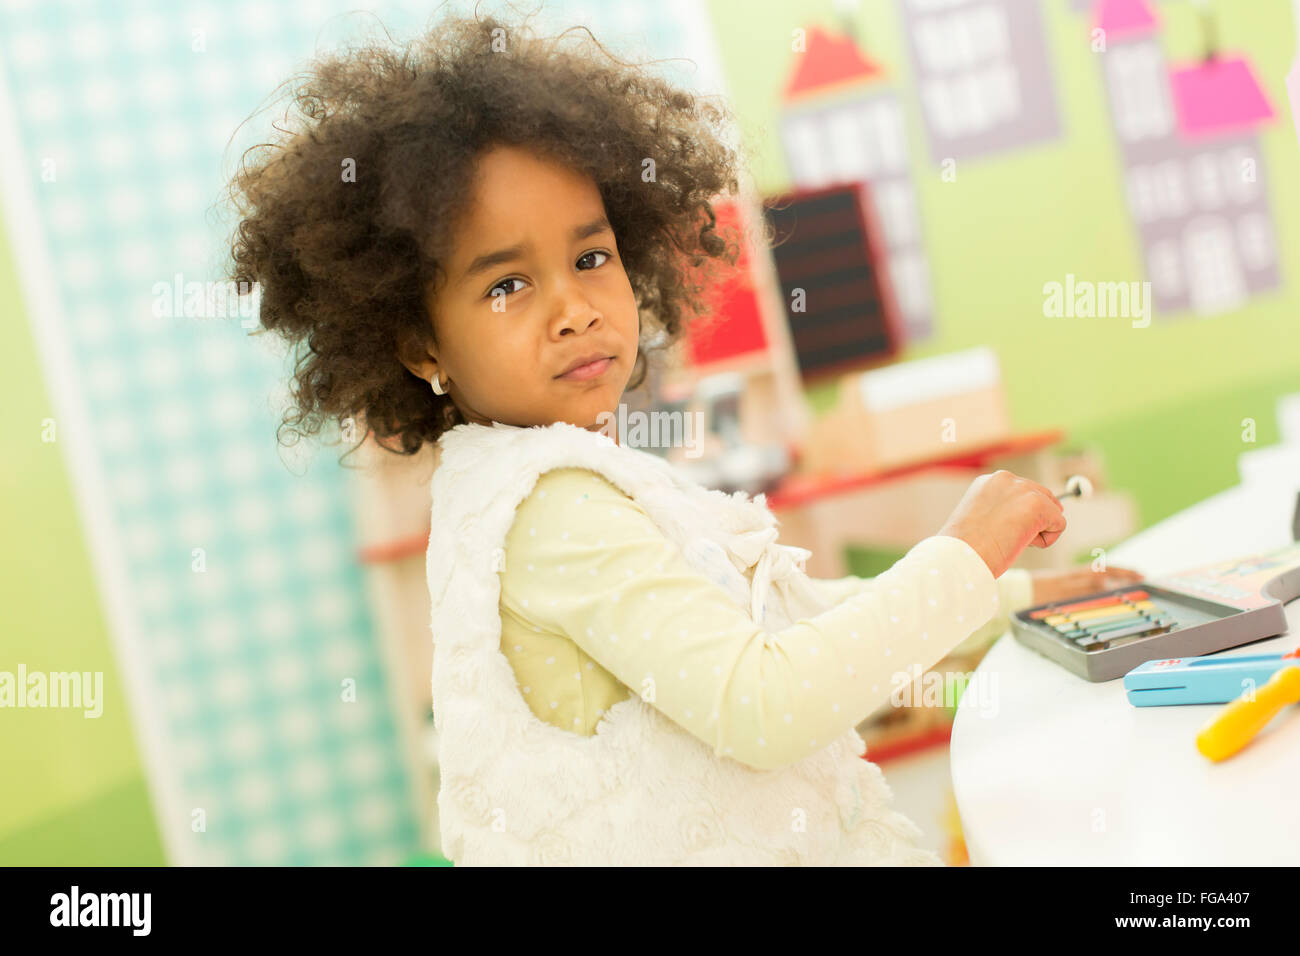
[{"left": 426, "top": 419, "right": 943, "bottom": 866}]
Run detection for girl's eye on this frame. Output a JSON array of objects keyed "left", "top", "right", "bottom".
[
  {"left": 488, "top": 276, "right": 525, "bottom": 300},
  {"left": 485, "top": 251, "right": 610, "bottom": 301}
]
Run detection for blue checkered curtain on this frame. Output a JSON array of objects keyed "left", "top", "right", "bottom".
[{"left": 0, "top": 0, "right": 724, "bottom": 865}]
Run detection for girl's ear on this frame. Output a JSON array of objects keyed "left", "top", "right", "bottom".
[{"left": 395, "top": 326, "right": 439, "bottom": 382}]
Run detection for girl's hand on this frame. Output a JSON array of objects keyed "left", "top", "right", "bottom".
[
  {"left": 937, "top": 470, "right": 1068, "bottom": 578},
  {"left": 1030, "top": 565, "right": 1144, "bottom": 606}
]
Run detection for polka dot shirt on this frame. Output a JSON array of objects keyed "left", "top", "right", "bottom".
[{"left": 498, "top": 467, "right": 1034, "bottom": 771}]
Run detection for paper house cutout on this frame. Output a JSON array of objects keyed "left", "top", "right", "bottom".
[
  {"left": 783, "top": 24, "right": 882, "bottom": 98},
  {"left": 1091, "top": 0, "right": 1281, "bottom": 317},
  {"left": 779, "top": 24, "right": 934, "bottom": 343},
  {"left": 1093, "top": 0, "right": 1160, "bottom": 40},
  {"left": 895, "top": 0, "right": 1062, "bottom": 163},
  {"left": 1169, "top": 57, "right": 1276, "bottom": 139}
]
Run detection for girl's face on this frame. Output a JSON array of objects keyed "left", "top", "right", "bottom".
[{"left": 416, "top": 144, "right": 641, "bottom": 433}]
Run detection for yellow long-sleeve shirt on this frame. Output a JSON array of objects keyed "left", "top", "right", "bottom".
[{"left": 498, "top": 467, "right": 1034, "bottom": 771}]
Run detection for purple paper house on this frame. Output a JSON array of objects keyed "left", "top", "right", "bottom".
[
  {"left": 778, "top": 24, "right": 934, "bottom": 343},
  {"left": 895, "top": 0, "right": 1062, "bottom": 164},
  {"left": 1093, "top": 0, "right": 1280, "bottom": 316}
]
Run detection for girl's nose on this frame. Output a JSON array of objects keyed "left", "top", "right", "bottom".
[
  {"left": 555, "top": 311, "right": 601, "bottom": 336},
  {"left": 550, "top": 278, "right": 602, "bottom": 336}
]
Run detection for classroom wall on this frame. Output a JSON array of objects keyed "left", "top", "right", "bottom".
[{"left": 706, "top": 0, "right": 1300, "bottom": 528}]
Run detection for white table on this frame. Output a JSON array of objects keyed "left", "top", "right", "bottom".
[{"left": 950, "top": 476, "right": 1300, "bottom": 866}]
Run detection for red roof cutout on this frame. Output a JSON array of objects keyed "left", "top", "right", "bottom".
[
  {"left": 783, "top": 25, "right": 883, "bottom": 102},
  {"left": 684, "top": 200, "right": 769, "bottom": 367},
  {"left": 1169, "top": 55, "right": 1276, "bottom": 138},
  {"left": 1093, "top": 0, "right": 1159, "bottom": 39}
]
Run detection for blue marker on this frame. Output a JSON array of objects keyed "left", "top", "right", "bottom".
[{"left": 1124, "top": 650, "right": 1300, "bottom": 706}]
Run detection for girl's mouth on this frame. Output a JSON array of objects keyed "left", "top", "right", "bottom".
[{"left": 556, "top": 356, "right": 612, "bottom": 382}]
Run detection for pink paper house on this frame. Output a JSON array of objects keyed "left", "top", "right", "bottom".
[
  {"left": 1094, "top": 0, "right": 1159, "bottom": 41},
  {"left": 1091, "top": 0, "right": 1281, "bottom": 316},
  {"left": 1169, "top": 57, "right": 1276, "bottom": 139}
]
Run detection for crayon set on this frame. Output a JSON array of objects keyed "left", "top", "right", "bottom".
[
  {"left": 1028, "top": 588, "right": 1174, "bottom": 649},
  {"left": 1011, "top": 543, "right": 1300, "bottom": 682}
]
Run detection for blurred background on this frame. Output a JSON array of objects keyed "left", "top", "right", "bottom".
[{"left": 2, "top": 0, "right": 1298, "bottom": 866}]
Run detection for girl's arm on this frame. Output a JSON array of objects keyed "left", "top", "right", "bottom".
[
  {"left": 808, "top": 567, "right": 1034, "bottom": 656},
  {"left": 501, "top": 468, "right": 1003, "bottom": 772}
]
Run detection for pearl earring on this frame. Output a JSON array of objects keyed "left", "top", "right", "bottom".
[{"left": 431, "top": 373, "right": 447, "bottom": 396}]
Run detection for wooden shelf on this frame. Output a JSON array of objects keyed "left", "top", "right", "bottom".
[{"left": 768, "top": 429, "right": 1064, "bottom": 511}]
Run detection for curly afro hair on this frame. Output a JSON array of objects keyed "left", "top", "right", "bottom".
[{"left": 222, "top": 6, "right": 754, "bottom": 462}]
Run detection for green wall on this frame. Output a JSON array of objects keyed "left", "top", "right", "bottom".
[
  {"left": 0, "top": 199, "right": 167, "bottom": 863},
  {"left": 707, "top": 0, "right": 1300, "bottom": 529}
]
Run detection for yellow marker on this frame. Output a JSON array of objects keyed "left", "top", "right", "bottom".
[{"left": 1196, "top": 665, "right": 1300, "bottom": 762}]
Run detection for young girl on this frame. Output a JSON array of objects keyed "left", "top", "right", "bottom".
[{"left": 227, "top": 12, "right": 1141, "bottom": 866}]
